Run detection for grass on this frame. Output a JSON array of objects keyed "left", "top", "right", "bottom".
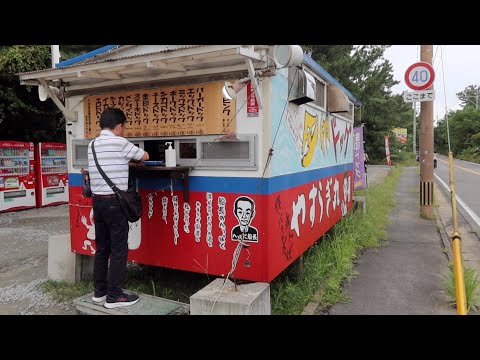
[
  {"left": 41, "top": 265, "right": 214, "bottom": 304},
  {"left": 41, "top": 167, "right": 402, "bottom": 315},
  {"left": 41, "top": 279, "right": 92, "bottom": 303},
  {"left": 270, "top": 166, "right": 401, "bottom": 314},
  {"left": 442, "top": 263, "right": 480, "bottom": 313}
]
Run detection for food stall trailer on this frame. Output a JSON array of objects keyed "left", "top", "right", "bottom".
[{"left": 19, "top": 45, "right": 359, "bottom": 282}]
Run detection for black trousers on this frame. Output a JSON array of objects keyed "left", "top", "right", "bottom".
[{"left": 92, "top": 196, "right": 129, "bottom": 300}]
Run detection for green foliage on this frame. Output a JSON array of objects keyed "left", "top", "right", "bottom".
[
  {"left": 435, "top": 84, "right": 480, "bottom": 163},
  {"left": 307, "top": 45, "right": 414, "bottom": 163},
  {"left": 435, "top": 107, "right": 480, "bottom": 159},
  {"left": 442, "top": 264, "right": 480, "bottom": 313},
  {"left": 0, "top": 45, "right": 62, "bottom": 142},
  {"left": 0, "top": 45, "right": 51, "bottom": 73},
  {"left": 60, "top": 45, "right": 105, "bottom": 61},
  {"left": 0, "top": 45, "right": 101, "bottom": 143},
  {"left": 456, "top": 84, "right": 480, "bottom": 109},
  {"left": 40, "top": 279, "right": 92, "bottom": 303}
]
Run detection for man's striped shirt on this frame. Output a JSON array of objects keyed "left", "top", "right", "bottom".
[{"left": 87, "top": 130, "right": 144, "bottom": 195}]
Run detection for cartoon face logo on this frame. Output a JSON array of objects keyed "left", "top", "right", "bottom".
[
  {"left": 301, "top": 111, "right": 319, "bottom": 167},
  {"left": 231, "top": 196, "right": 258, "bottom": 243}
]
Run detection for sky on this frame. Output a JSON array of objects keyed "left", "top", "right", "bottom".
[{"left": 383, "top": 45, "right": 480, "bottom": 122}]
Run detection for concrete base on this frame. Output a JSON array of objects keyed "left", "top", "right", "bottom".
[
  {"left": 47, "top": 233, "right": 94, "bottom": 283},
  {"left": 48, "top": 233, "right": 76, "bottom": 283},
  {"left": 190, "top": 278, "right": 271, "bottom": 315},
  {"left": 74, "top": 291, "right": 189, "bottom": 315}
]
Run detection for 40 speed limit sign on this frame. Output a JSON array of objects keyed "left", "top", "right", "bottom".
[{"left": 404, "top": 62, "right": 435, "bottom": 90}]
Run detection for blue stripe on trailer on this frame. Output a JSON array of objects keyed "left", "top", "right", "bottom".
[{"left": 69, "top": 163, "right": 352, "bottom": 195}]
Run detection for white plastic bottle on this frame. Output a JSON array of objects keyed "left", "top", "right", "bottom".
[{"left": 165, "top": 142, "right": 176, "bottom": 167}]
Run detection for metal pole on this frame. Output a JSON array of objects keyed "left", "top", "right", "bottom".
[
  {"left": 413, "top": 102, "right": 416, "bottom": 154},
  {"left": 419, "top": 45, "right": 434, "bottom": 218},
  {"left": 448, "top": 152, "right": 467, "bottom": 314},
  {"left": 50, "top": 45, "right": 60, "bottom": 69}
]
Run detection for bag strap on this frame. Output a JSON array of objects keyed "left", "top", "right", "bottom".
[{"left": 92, "top": 140, "right": 120, "bottom": 193}]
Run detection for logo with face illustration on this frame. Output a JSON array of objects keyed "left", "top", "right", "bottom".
[
  {"left": 301, "top": 111, "right": 319, "bottom": 167},
  {"left": 231, "top": 196, "right": 258, "bottom": 243}
]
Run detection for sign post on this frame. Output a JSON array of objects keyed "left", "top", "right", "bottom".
[
  {"left": 404, "top": 62, "right": 435, "bottom": 91},
  {"left": 405, "top": 54, "right": 435, "bottom": 219}
]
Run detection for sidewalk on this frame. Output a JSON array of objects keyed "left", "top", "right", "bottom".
[{"left": 309, "top": 166, "right": 476, "bottom": 315}]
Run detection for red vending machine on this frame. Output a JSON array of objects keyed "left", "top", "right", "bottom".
[
  {"left": 0, "top": 141, "right": 36, "bottom": 213},
  {"left": 35, "top": 142, "right": 68, "bottom": 207}
]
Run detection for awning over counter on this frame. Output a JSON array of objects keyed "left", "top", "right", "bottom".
[{"left": 19, "top": 45, "right": 271, "bottom": 95}]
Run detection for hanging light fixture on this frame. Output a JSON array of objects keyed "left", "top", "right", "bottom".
[{"left": 221, "top": 77, "right": 250, "bottom": 100}]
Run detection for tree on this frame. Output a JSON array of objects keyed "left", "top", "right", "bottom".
[
  {"left": 307, "top": 45, "right": 413, "bottom": 162},
  {"left": 456, "top": 84, "right": 480, "bottom": 109},
  {"left": 60, "top": 45, "right": 105, "bottom": 61},
  {"left": 0, "top": 45, "right": 63, "bottom": 142},
  {"left": 0, "top": 45, "right": 102, "bottom": 143},
  {"left": 435, "top": 107, "right": 480, "bottom": 159}
]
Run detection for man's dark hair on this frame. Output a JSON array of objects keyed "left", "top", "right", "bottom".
[
  {"left": 99, "top": 107, "right": 126, "bottom": 130},
  {"left": 234, "top": 196, "right": 255, "bottom": 212}
]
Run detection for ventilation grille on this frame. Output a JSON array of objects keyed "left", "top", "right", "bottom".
[
  {"left": 201, "top": 142, "right": 250, "bottom": 160},
  {"left": 76, "top": 145, "right": 88, "bottom": 160},
  {"left": 72, "top": 139, "right": 91, "bottom": 167}
]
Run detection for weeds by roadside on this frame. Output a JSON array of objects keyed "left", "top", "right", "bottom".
[
  {"left": 270, "top": 167, "right": 401, "bottom": 314},
  {"left": 442, "top": 263, "right": 480, "bottom": 313}
]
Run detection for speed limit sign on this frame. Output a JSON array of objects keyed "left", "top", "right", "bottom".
[{"left": 404, "top": 62, "right": 435, "bottom": 90}]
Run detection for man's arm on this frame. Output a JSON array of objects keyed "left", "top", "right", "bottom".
[{"left": 141, "top": 151, "right": 150, "bottom": 161}]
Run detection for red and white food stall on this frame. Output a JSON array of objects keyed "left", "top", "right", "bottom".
[{"left": 18, "top": 45, "right": 360, "bottom": 283}]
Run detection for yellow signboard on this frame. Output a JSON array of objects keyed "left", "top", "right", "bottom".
[
  {"left": 84, "top": 81, "right": 235, "bottom": 139},
  {"left": 393, "top": 127, "right": 407, "bottom": 144}
]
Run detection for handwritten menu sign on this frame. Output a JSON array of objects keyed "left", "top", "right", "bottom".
[{"left": 84, "top": 81, "right": 235, "bottom": 138}]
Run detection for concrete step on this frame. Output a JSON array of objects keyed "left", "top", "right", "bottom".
[{"left": 73, "top": 291, "right": 190, "bottom": 315}]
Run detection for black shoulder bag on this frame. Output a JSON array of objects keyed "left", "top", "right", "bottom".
[{"left": 92, "top": 141, "right": 143, "bottom": 222}]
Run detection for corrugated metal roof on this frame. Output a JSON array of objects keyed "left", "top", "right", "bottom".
[
  {"left": 18, "top": 45, "right": 206, "bottom": 75},
  {"left": 56, "top": 45, "right": 122, "bottom": 67},
  {"left": 19, "top": 46, "right": 360, "bottom": 107}
]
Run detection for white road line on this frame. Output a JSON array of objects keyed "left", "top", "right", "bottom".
[{"left": 435, "top": 173, "right": 480, "bottom": 228}]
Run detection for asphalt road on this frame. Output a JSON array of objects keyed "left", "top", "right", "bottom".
[{"left": 434, "top": 153, "right": 480, "bottom": 235}]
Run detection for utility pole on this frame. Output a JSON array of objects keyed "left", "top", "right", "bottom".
[{"left": 419, "top": 45, "right": 434, "bottom": 219}]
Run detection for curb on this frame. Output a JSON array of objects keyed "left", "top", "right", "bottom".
[{"left": 433, "top": 181, "right": 454, "bottom": 262}]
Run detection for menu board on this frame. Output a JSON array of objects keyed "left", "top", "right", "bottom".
[{"left": 84, "top": 81, "right": 235, "bottom": 139}]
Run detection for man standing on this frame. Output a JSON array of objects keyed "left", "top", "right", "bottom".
[{"left": 88, "top": 107, "right": 149, "bottom": 309}]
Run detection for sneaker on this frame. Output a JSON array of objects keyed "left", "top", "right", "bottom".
[
  {"left": 104, "top": 293, "right": 139, "bottom": 309},
  {"left": 92, "top": 292, "right": 107, "bottom": 303}
]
